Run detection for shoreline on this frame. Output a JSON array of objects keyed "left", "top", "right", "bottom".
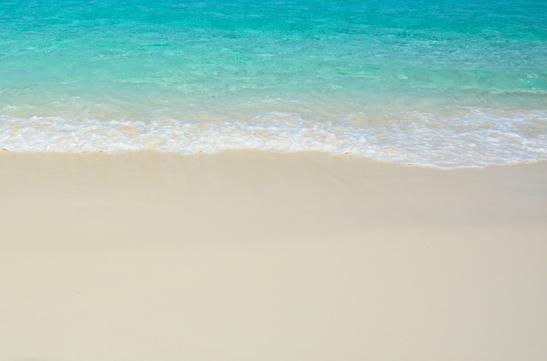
[
  {"left": 2, "top": 148, "right": 547, "bottom": 169},
  {"left": 1, "top": 151, "right": 546, "bottom": 360},
  {"left": 2, "top": 108, "right": 546, "bottom": 169}
]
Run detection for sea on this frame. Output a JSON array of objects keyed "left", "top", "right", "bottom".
[{"left": 0, "top": 0, "right": 546, "bottom": 167}]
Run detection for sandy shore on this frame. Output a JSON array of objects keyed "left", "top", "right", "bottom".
[{"left": 1, "top": 151, "right": 546, "bottom": 360}]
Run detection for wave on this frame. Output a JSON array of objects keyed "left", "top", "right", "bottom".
[{"left": 1, "top": 110, "right": 546, "bottom": 168}]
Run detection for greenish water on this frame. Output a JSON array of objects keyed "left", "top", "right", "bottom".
[{"left": 0, "top": 0, "right": 546, "bottom": 167}]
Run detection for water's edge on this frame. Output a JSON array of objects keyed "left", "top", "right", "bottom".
[{"left": 2, "top": 110, "right": 545, "bottom": 169}]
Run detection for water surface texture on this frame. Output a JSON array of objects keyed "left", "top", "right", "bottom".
[{"left": 1, "top": 0, "right": 546, "bottom": 166}]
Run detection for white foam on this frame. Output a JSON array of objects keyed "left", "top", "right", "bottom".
[{"left": 1, "top": 110, "right": 546, "bottom": 168}]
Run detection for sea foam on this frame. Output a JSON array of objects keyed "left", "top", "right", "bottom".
[{"left": 1, "top": 110, "right": 545, "bottom": 168}]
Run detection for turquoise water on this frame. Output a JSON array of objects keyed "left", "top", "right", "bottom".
[{"left": 1, "top": 0, "right": 546, "bottom": 167}]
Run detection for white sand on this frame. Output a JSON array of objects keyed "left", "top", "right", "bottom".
[{"left": 0, "top": 151, "right": 546, "bottom": 360}]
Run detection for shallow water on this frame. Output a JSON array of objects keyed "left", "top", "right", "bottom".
[{"left": 1, "top": 0, "right": 546, "bottom": 167}]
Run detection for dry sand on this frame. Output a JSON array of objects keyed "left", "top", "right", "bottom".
[{"left": 0, "top": 151, "right": 546, "bottom": 360}]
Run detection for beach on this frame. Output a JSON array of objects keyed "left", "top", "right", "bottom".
[
  {"left": 1, "top": 0, "right": 546, "bottom": 358},
  {"left": 1, "top": 151, "right": 546, "bottom": 360}
]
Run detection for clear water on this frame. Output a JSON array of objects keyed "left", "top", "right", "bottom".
[{"left": 1, "top": 0, "right": 546, "bottom": 167}]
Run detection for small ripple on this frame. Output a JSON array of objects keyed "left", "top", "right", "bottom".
[{"left": 0, "top": 109, "right": 545, "bottom": 168}]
